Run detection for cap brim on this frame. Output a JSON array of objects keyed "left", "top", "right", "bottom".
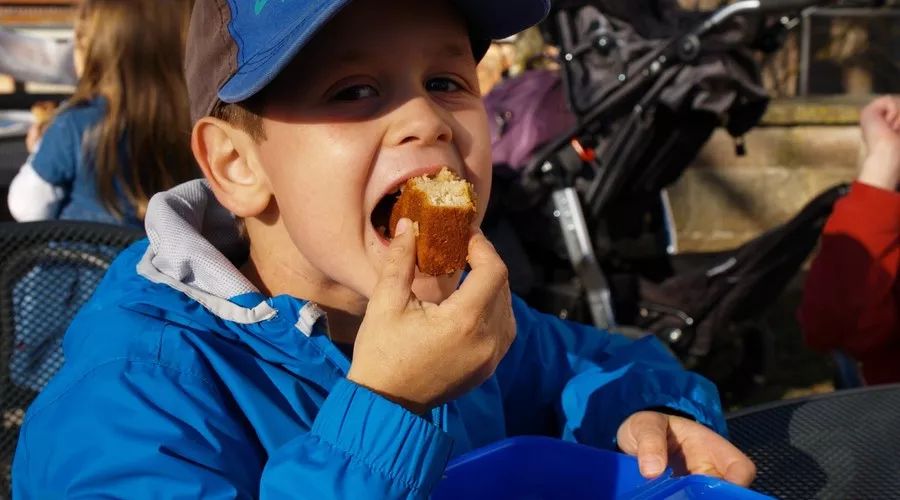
[
  {"left": 219, "top": 0, "right": 353, "bottom": 103},
  {"left": 457, "top": 0, "right": 550, "bottom": 40},
  {"left": 218, "top": 0, "right": 549, "bottom": 104}
]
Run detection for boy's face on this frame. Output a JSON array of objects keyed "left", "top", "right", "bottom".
[{"left": 251, "top": 0, "right": 492, "bottom": 305}]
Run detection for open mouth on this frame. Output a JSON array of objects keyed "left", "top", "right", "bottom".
[{"left": 371, "top": 189, "right": 402, "bottom": 240}]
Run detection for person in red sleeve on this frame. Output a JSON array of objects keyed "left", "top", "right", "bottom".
[{"left": 799, "top": 95, "right": 900, "bottom": 385}]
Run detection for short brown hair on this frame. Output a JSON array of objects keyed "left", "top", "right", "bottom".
[{"left": 210, "top": 100, "right": 266, "bottom": 141}]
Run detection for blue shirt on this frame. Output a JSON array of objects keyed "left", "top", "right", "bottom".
[{"left": 31, "top": 97, "right": 141, "bottom": 227}]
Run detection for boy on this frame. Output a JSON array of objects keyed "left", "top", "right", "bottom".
[{"left": 13, "top": 0, "right": 754, "bottom": 497}]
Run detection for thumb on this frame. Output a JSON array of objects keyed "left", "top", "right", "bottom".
[{"left": 370, "top": 218, "right": 417, "bottom": 313}]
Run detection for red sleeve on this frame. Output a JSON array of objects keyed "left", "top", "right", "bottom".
[{"left": 798, "top": 181, "right": 900, "bottom": 361}]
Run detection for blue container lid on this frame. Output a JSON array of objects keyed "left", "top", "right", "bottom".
[{"left": 431, "top": 436, "right": 772, "bottom": 500}]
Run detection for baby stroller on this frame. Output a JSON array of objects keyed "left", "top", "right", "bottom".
[{"left": 483, "top": 0, "right": 841, "bottom": 402}]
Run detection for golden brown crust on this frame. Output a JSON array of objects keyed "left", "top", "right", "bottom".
[{"left": 389, "top": 174, "right": 477, "bottom": 276}]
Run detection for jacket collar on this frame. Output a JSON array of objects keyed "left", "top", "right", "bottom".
[{"left": 136, "top": 180, "right": 339, "bottom": 346}]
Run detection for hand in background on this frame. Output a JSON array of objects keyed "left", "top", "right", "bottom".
[
  {"left": 348, "top": 218, "right": 516, "bottom": 414},
  {"left": 25, "top": 123, "right": 44, "bottom": 154},
  {"left": 26, "top": 100, "right": 57, "bottom": 154},
  {"left": 858, "top": 95, "right": 900, "bottom": 191},
  {"left": 617, "top": 411, "right": 756, "bottom": 487}
]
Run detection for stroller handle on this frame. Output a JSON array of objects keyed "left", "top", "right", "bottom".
[
  {"left": 695, "top": 0, "right": 821, "bottom": 37},
  {"left": 757, "top": 0, "right": 822, "bottom": 12}
]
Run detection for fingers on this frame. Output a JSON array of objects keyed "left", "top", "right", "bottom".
[
  {"left": 618, "top": 412, "right": 670, "bottom": 478},
  {"left": 684, "top": 436, "right": 756, "bottom": 487},
  {"left": 442, "top": 230, "right": 509, "bottom": 313},
  {"left": 370, "top": 218, "right": 417, "bottom": 313},
  {"left": 679, "top": 434, "right": 725, "bottom": 479},
  {"left": 668, "top": 415, "right": 757, "bottom": 487},
  {"left": 885, "top": 99, "right": 898, "bottom": 125},
  {"left": 634, "top": 415, "right": 669, "bottom": 478},
  {"left": 722, "top": 454, "right": 757, "bottom": 487},
  {"left": 877, "top": 96, "right": 900, "bottom": 133},
  {"left": 620, "top": 412, "right": 758, "bottom": 486},
  {"left": 891, "top": 97, "right": 900, "bottom": 131},
  {"left": 864, "top": 95, "right": 897, "bottom": 122}
]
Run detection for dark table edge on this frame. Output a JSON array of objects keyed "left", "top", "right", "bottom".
[{"left": 726, "top": 383, "right": 900, "bottom": 420}]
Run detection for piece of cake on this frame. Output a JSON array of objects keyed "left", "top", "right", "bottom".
[{"left": 389, "top": 167, "right": 477, "bottom": 276}]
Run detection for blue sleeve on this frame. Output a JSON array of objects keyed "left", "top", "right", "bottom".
[
  {"left": 31, "top": 111, "right": 81, "bottom": 186},
  {"left": 495, "top": 295, "right": 727, "bottom": 450},
  {"left": 262, "top": 379, "right": 453, "bottom": 499},
  {"left": 13, "top": 363, "right": 452, "bottom": 499}
]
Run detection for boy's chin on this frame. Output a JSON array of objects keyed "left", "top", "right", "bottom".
[{"left": 411, "top": 271, "right": 463, "bottom": 304}]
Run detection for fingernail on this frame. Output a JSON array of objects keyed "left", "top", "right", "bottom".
[
  {"left": 395, "top": 218, "right": 410, "bottom": 236},
  {"left": 641, "top": 457, "right": 664, "bottom": 476}
]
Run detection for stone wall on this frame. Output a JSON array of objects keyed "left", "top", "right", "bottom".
[{"left": 666, "top": 97, "right": 868, "bottom": 252}]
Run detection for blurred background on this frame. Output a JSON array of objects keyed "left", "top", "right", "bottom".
[
  {"left": 471, "top": 0, "right": 899, "bottom": 408},
  {"left": 0, "top": 0, "right": 76, "bottom": 222}
]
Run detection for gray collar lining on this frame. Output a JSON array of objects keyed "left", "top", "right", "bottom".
[{"left": 136, "top": 179, "right": 278, "bottom": 324}]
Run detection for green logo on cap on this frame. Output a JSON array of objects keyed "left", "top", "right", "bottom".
[{"left": 254, "top": 0, "right": 280, "bottom": 15}]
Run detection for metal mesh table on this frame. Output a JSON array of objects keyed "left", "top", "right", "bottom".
[{"left": 727, "top": 384, "right": 900, "bottom": 499}]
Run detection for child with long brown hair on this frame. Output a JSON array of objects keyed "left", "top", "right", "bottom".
[{"left": 7, "top": 0, "right": 196, "bottom": 226}]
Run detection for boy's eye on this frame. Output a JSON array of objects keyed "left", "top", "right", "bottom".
[
  {"left": 426, "top": 77, "right": 463, "bottom": 93},
  {"left": 332, "top": 84, "right": 379, "bottom": 101}
]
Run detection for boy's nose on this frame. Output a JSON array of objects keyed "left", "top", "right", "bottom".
[{"left": 385, "top": 96, "right": 453, "bottom": 147}]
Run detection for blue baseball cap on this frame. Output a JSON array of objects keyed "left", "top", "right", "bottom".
[{"left": 185, "top": 0, "right": 550, "bottom": 122}]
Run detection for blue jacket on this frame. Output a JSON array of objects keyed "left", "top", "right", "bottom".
[{"left": 13, "top": 180, "right": 726, "bottom": 499}]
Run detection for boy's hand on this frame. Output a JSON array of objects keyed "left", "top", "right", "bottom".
[
  {"left": 859, "top": 95, "right": 900, "bottom": 191},
  {"left": 347, "top": 218, "right": 516, "bottom": 415},
  {"left": 617, "top": 411, "right": 756, "bottom": 487}
]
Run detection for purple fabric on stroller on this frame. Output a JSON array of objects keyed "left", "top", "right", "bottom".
[{"left": 484, "top": 70, "right": 576, "bottom": 172}]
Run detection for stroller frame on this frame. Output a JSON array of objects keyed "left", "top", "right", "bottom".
[{"left": 527, "top": 0, "right": 822, "bottom": 330}]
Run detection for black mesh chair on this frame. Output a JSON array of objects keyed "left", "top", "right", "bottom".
[
  {"left": 0, "top": 221, "right": 144, "bottom": 497},
  {"left": 727, "top": 384, "right": 900, "bottom": 499}
]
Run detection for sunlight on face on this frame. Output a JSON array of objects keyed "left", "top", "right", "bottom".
[{"left": 251, "top": 0, "right": 492, "bottom": 308}]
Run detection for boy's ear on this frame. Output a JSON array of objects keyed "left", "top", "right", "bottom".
[{"left": 192, "top": 117, "right": 271, "bottom": 217}]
